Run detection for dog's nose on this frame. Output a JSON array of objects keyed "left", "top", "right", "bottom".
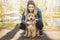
[{"left": 30, "top": 18, "right": 32, "bottom": 20}]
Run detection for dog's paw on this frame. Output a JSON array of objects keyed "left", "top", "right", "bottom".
[
  {"left": 27, "top": 35, "right": 30, "bottom": 37},
  {"left": 32, "top": 35, "right": 36, "bottom": 38}
]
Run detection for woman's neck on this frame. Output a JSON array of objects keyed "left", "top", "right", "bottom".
[{"left": 29, "top": 11, "right": 34, "bottom": 13}]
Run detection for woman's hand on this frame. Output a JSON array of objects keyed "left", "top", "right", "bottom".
[
  {"left": 36, "top": 19, "right": 38, "bottom": 21},
  {"left": 26, "top": 21, "right": 32, "bottom": 24}
]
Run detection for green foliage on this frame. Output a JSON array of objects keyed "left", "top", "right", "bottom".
[
  {"left": 0, "top": 22, "right": 17, "bottom": 27},
  {"left": 0, "top": 7, "right": 2, "bottom": 13},
  {"left": 0, "top": 22, "right": 4, "bottom": 27},
  {"left": 19, "top": 6, "right": 24, "bottom": 13},
  {"left": 4, "top": 22, "right": 17, "bottom": 27}
]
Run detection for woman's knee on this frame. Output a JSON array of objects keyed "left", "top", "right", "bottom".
[
  {"left": 20, "top": 23, "right": 26, "bottom": 30},
  {"left": 36, "top": 20, "right": 44, "bottom": 30}
]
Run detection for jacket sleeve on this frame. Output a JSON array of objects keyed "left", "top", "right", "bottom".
[
  {"left": 21, "top": 10, "right": 25, "bottom": 23},
  {"left": 37, "top": 8, "right": 42, "bottom": 21}
]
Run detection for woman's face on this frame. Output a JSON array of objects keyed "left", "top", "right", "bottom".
[{"left": 28, "top": 4, "right": 34, "bottom": 13}]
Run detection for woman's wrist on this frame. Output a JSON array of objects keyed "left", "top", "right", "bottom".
[{"left": 36, "top": 19, "right": 38, "bottom": 21}]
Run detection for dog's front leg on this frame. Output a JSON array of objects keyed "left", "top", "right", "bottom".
[
  {"left": 36, "top": 29, "right": 40, "bottom": 36},
  {"left": 27, "top": 29, "right": 31, "bottom": 37},
  {"left": 32, "top": 28, "right": 36, "bottom": 37},
  {"left": 24, "top": 28, "right": 28, "bottom": 36}
]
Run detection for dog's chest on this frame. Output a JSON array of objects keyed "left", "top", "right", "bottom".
[{"left": 27, "top": 25, "right": 32, "bottom": 29}]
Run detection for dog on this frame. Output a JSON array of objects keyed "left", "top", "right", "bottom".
[{"left": 25, "top": 13, "right": 40, "bottom": 37}]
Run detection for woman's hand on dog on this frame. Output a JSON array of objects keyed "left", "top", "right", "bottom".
[
  {"left": 36, "top": 19, "right": 38, "bottom": 21},
  {"left": 26, "top": 22, "right": 31, "bottom": 24}
]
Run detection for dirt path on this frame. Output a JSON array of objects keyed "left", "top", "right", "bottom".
[{"left": 0, "top": 24, "right": 60, "bottom": 40}]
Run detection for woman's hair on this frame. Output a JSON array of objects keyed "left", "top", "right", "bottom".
[{"left": 25, "top": 0, "right": 37, "bottom": 16}]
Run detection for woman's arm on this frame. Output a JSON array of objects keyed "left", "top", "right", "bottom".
[
  {"left": 21, "top": 10, "right": 25, "bottom": 23},
  {"left": 37, "top": 8, "right": 42, "bottom": 21}
]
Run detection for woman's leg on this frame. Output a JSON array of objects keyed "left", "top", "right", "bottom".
[
  {"left": 20, "top": 23, "right": 26, "bottom": 30},
  {"left": 36, "top": 19, "right": 44, "bottom": 35},
  {"left": 19, "top": 23, "right": 26, "bottom": 36}
]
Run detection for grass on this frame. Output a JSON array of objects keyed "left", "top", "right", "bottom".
[
  {"left": 42, "top": 13, "right": 60, "bottom": 18},
  {"left": 43, "top": 26, "right": 60, "bottom": 30},
  {"left": 0, "top": 22, "right": 4, "bottom": 27},
  {"left": 0, "top": 22, "right": 17, "bottom": 29}
]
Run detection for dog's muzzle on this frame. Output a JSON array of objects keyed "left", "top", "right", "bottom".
[{"left": 30, "top": 18, "right": 32, "bottom": 20}]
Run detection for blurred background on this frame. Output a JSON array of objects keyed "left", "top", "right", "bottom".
[
  {"left": 0, "top": 0, "right": 60, "bottom": 40},
  {"left": 0, "top": 0, "right": 60, "bottom": 29}
]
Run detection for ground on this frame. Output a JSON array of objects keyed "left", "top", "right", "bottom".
[{"left": 0, "top": 24, "right": 60, "bottom": 40}]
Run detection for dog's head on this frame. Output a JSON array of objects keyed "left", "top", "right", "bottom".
[{"left": 25, "top": 13, "right": 36, "bottom": 22}]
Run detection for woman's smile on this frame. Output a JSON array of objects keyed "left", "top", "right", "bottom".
[{"left": 28, "top": 4, "right": 34, "bottom": 13}]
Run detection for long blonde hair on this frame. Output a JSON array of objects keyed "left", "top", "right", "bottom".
[{"left": 25, "top": 0, "right": 37, "bottom": 16}]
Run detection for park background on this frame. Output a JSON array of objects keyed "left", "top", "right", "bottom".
[
  {"left": 0, "top": 0, "right": 60, "bottom": 29},
  {"left": 0, "top": 0, "right": 60, "bottom": 40}
]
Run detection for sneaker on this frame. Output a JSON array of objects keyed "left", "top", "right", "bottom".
[
  {"left": 40, "top": 31, "right": 44, "bottom": 37},
  {"left": 21, "top": 31, "right": 25, "bottom": 36},
  {"left": 40, "top": 31, "right": 43, "bottom": 35}
]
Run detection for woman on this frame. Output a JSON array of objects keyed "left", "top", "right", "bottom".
[{"left": 20, "top": 0, "right": 44, "bottom": 36}]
